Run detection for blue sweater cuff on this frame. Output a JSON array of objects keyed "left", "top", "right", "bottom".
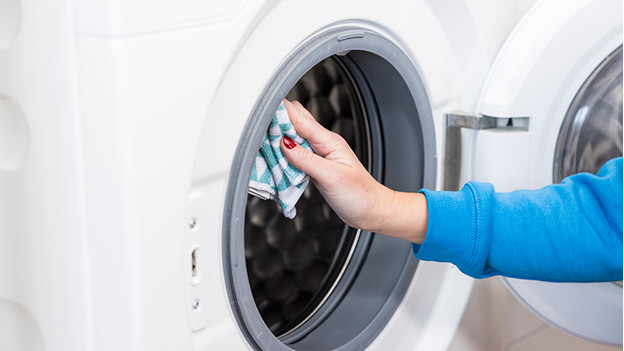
[{"left": 412, "top": 183, "right": 494, "bottom": 278}]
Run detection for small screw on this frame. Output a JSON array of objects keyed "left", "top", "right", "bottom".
[
  {"left": 192, "top": 299, "right": 200, "bottom": 310},
  {"left": 189, "top": 218, "right": 197, "bottom": 229}
]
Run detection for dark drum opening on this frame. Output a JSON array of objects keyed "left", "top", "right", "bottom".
[{"left": 244, "top": 56, "right": 369, "bottom": 337}]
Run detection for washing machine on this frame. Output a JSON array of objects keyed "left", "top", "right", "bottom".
[{"left": 0, "top": 0, "right": 620, "bottom": 350}]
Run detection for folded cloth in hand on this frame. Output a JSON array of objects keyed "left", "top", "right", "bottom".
[{"left": 248, "top": 102, "right": 312, "bottom": 219}]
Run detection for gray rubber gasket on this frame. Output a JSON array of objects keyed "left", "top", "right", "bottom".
[{"left": 222, "top": 23, "right": 437, "bottom": 351}]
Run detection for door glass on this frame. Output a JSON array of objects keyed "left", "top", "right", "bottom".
[{"left": 554, "top": 46, "right": 623, "bottom": 182}]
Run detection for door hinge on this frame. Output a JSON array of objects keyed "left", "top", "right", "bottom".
[
  {"left": 443, "top": 113, "right": 529, "bottom": 191},
  {"left": 446, "top": 114, "right": 498, "bottom": 130},
  {"left": 446, "top": 113, "right": 529, "bottom": 130}
]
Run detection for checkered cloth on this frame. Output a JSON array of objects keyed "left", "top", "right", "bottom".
[{"left": 249, "top": 102, "right": 312, "bottom": 219}]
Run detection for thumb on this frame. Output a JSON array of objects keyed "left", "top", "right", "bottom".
[
  {"left": 281, "top": 135, "right": 333, "bottom": 183},
  {"left": 284, "top": 99, "right": 337, "bottom": 157}
]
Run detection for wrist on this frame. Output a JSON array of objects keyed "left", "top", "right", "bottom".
[
  {"left": 368, "top": 189, "right": 428, "bottom": 244},
  {"left": 362, "top": 185, "right": 393, "bottom": 234}
]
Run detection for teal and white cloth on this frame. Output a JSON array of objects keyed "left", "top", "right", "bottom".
[{"left": 249, "top": 102, "right": 312, "bottom": 219}]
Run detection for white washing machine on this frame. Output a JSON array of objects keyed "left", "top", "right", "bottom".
[{"left": 0, "top": 0, "right": 620, "bottom": 350}]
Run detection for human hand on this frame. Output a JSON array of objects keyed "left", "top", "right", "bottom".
[{"left": 280, "top": 100, "right": 428, "bottom": 244}]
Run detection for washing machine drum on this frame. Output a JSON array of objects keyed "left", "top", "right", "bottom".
[
  {"left": 245, "top": 58, "right": 366, "bottom": 337},
  {"left": 222, "top": 29, "right": 437, "bottom": 351}
]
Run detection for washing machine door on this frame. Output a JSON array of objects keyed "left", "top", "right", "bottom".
[{"left": 457, "top": 0, "right": 622, "bottom": 346}]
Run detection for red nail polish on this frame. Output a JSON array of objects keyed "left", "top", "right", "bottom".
[{"left": 283, "top": 136, "right": 297, "bottom": 149}]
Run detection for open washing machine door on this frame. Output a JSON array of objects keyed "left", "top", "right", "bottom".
[{"left": 448, "top": 0, "right": 622, "bottom": 346}]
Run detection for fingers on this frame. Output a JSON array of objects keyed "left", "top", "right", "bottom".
[
  {"left": 281, "top": 136, "right": 334, "bottom": 184},
  {"left": 283, "top": 99, "right": 340, "bottom": 157}
]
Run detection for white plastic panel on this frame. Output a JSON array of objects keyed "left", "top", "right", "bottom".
[
  {"left": 0, "top": 96, "right": 29, "bottom": 171},
  {"left": 0, "top": 0, "right": 20, "bottom": 49},
  {"left": 478, "top": 0, "right": 623, "bottom": 119},
  {"left": 0, "top": 299, "right": 43, "bottom": 351},
  {"left": 0, "top": 0, "right": 95, "bottom": 350},
  {"left": 75, "top": 0, "right": 247, "bottom": 37}
]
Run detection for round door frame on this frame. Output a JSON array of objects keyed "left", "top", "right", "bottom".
[{"left": 222, "top": 25, "right": 437, "bottom": 350}]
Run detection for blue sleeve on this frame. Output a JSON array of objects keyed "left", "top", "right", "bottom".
[{"left": 412, "top": 157, "right": 623, "bottom": 282}]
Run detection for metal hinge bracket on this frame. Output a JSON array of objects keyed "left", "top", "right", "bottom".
[{"left": 443, "top": 113, "right": 530, "bottom": 191}]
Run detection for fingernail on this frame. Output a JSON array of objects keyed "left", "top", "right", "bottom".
[{"left": 283, "top": 136, "right": 297, "bottom": 149}]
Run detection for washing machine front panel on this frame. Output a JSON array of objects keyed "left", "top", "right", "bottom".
[
  {"left": 465, "top": 0, "right": 622, "bottom": 345},
  {"left": 187, "top": 1, "right": 488, "bottom": 349}
]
